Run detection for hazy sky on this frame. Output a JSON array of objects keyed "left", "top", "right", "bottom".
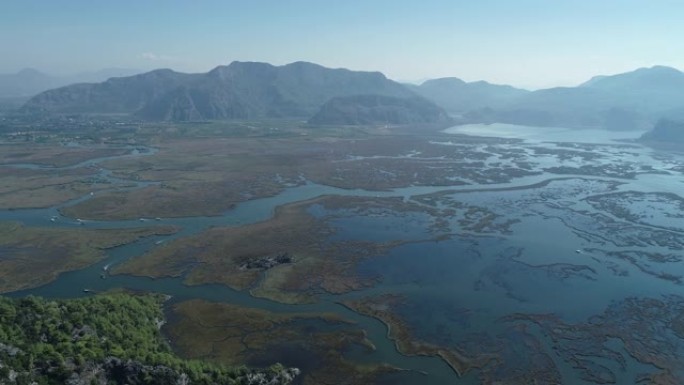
[{"left": 2, "top": 0, "right": 683, "bottom": 89}]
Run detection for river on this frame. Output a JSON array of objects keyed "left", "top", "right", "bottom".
[{"left": 4, "top": 125, "right": 684, "bottom": 384}]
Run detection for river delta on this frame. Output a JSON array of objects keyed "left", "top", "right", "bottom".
[{"left": 2, "top": 122, "right": 683, "bottom": 384}]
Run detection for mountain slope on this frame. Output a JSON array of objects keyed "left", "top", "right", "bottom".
[
  {"left": 308, "top": 94, "right": 452, "bottom": 125},
  {"left": 410, "top": 77, "right": 529, "bottom": 113},
  {"left": 578, "top": 65, "right": 684, "bottom": 113},
  {"left": 467, "top": 66, "right": 684, "bottom": 130},
  {"left": 0, "top": 69, "right": 60, "bottom": 98},
  {"left": 0, "top": 68, "right": 142, "bottom": 98},
  {"left": 640, "top": 119, "right": 684, "bottom": 142},
  {"left": 24, "top": 61, "right": 416, "bottom": 121},
  {"left": 581, "top": 66, "right": 684, "bottom": 92},
  {"left": 24, "top": 69, "right": 195, "bottom": 113}
]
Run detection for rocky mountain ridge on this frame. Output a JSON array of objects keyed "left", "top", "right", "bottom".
[
  {"left": 18, "top": 63, "right": 684, "bottom": 130},
  {"left": 23, "top": 61, "right": 416, "bottom": 122}
]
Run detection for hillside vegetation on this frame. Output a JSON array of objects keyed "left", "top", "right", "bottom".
[
  {"left": 0, "top": 293, "right": 297, "bottom": 385},
  {"left": 308, "top": 94, "right": 452, "bottom": 125}
]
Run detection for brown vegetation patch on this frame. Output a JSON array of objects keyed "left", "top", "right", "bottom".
[
  {"left": 0, "top": 222, "right": 179, "bottom": 293},
  {"left": 0, "top": 143, "right": 129, "bottom": 167},
  {"left": 64, "top": 134, "right": 541, "bottom": 220},
  {"left": 166, "top": 299, "right": 396, "bottom": 384},
  {"left": 114, "top": 196, "right": 405, "bottom": 303},
  {"left": 0, "top": 166, "right": 128, "bottom": 209}
]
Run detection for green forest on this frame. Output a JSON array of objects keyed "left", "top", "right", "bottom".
[{"left": 0, "top": 292, "right": 296, "bottom": 385}]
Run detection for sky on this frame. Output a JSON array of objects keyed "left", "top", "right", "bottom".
[{"left": 1, "top": 0, "right": 683, "bottom": 89}]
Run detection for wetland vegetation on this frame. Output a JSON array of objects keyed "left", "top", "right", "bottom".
[
  {"left": 2, "top": 116, "right": 684, "bottom": 384},
  {"left": 166, "top": 299, "right": 394, "bottom": 385},
  {"left": 0, "top": 292, "right": 297, "bottom": 385},
  {"left": 7, "top": 2, "right": 684, "bottom": 383},
  {"left": 0, "top": 221, "right": 178, "bottom": 293}
]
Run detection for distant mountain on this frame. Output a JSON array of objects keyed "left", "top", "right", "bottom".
[
  {"left": 578, "top": 75, "right": 608, "bottom": 87},
  {"left": 0, "top": 69, "right": 60, "bottom": 98},
  {"left": 0, "top": 68, "right": 141, "bottom": 98},
  {"left": 640, "top": 119, "right": 684, "bottom": 142},
  {"left": 70, "top": 68, "right": 143, "bottom": 84},
  {"left": 409, "top": 77, "right": 529, "bottom": 113},
  {"left": 308, "top": 94, "right": 452, "bottom": 125},
  {"left": 19, "top": 63, "right": 684, "bottom": 128},
  {"left": 23, "top": 61, "right": 416, "bottom": 121},
  {"left": 469, "top": 86, "right": 621, "bottom": 128},
  {"left": 25, "top": 69, "right": 194, "bottom": 114},
  {"left": 466, "top": 66, "right": 684, "bottom": 130},
  {"left": 579, "top": 65, "right": 684, "bottom": 114},
  {"left": 581, "top": 65, "right": 684, "bottom": 92}
]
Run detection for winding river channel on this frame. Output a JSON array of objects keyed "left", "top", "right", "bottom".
[{"left": 4, "top": 125, "right": 684, "bottom": 384}]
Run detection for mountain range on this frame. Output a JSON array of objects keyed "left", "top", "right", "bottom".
[
  {"left": 12, "top": 62, "right": 684, "bottom": 132},
  {"left": 408, "top": 77, "right": 530, "bottom": 113},
  {"left": 458, "top": 65, "right": 684, "bottom": 130},
  {"left": 22, "top": 62, "right": 420, "bottom": 122},
  {"left": 0, "top": 68, "right": 141, "bottom": 98}
]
